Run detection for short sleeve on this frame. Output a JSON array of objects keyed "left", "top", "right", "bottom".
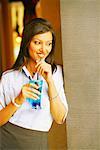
[
  {"left": 53, "top": 65, "right": 68, "bottom": 110},
  {"left": 0, "top": 76, "right": 6, "bottom": 110}
]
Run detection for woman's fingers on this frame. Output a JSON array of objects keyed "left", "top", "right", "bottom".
[
  {"left": 37, "top": 64, "right": 44, "bottom": 74},
  {"left": 35, "top": 59, "right": 44, "bottom": 68},
  {"left": 36, "top": 63, "right": 47, "bottom": 73},
  {"left": 25, "top": 91, "right": 40, "bottom": 100},
  {"left": 22, "top": 83, "right": 41, "bottom": 100},
  {"left": 25, "top": 86, "right": 41, "bottom": 95},
  {"left": 41, "top": 68, "right": 44, "bottom": 76},
  {"left": 35, "top": 60, "right": 42, "bottom": 69},
  {"left": 31, "top": 87, "right": 41, "bottom": 96},
  {"left": 30, "top": 83, "right": 39, "bottom": 89}
]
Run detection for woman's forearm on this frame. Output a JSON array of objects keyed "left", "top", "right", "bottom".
[
  {"left": 47, "top": 78, "right": 68, "bottom": 124},
  {"left": 0, "top": 102, "right": 18, "bottom": 126},
  {"left": 0, "top": 92, "right": 26, "bottom": 126}
]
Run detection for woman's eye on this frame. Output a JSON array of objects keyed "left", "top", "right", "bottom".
[
  {"left": 34, "top": 41, "right": 41, "bottom": 45},
  {"left": 47, "top": 42, "right": 52, "bottom": 46}
]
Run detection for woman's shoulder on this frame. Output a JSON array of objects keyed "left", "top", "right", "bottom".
[
  {"left": 52, "top": 65, "right": 64, "bottom": 88},
  {"left": 54, "top": 64, "right": 63, "bottom": 75},
  {"left": 53, "top": 64, "right": 63, "bottom": 80},
  {"left": 0, "top": 70, "right": 13, "bottom": 85},
  {"left": 57, "top": 64, "right": 63, "bottom": 71},
  {"left": 1, "top": 69, "right": 20, "bottom": 80}
]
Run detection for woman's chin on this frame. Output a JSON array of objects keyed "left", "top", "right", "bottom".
[{"left": 36, "top": 57, "right": 45, "bottom": 62}]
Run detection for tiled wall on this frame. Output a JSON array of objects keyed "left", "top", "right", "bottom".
[{"left": 60, "top": 0, "right": 100, "bottom": 149}]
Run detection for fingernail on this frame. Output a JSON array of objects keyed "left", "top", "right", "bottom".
[
  {"left": 36, "top": 60, "right": 39, "bottom": 63},
  {"left": 38, "top": 92, "right": 41, "bottom": 95}
]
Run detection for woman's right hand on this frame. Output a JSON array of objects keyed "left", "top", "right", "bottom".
[
  {"left": 0, "top": 83, "right": 41, "bottom": 126},
  {"left": 15, "top": 83, "right": 41, "bottom": 105}
]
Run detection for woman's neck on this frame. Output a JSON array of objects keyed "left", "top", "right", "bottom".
[{"left": 26, "top": 60, "right": 37, "bottom": 77}]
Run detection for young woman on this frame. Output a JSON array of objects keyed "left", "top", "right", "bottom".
[{"left": 0, "top": 18, "right": 68, "bottom": 149}]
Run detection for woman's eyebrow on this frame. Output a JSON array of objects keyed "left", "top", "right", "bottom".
[
  {"left": 32, "top": 38, "right": 40, "bottom": 40},
  {"left": 32, "top": 38, "right": 52, "bottom": 42}
]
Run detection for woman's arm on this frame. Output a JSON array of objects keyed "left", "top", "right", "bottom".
[
  {"left": 0, "top": 102, "right": 18, "bottom": 126},
  {"left": 0, "top": 93, "right": 24, "bottom": 126},
  {"left": 35, "top": 61, "right": 68, "bottom": 124},
  {"left": 47, "top": 78, "right": 68, "bottom": 124},
  {"left": 0, "top": 83, "right": 40, "bottom": 126}
]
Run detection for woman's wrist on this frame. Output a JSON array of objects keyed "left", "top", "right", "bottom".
[
  {"left": 12, "top": 98, "right": 21, "bottom": 108},
  {"left": 49, "top": 94, "right": 59, "bottom": 101},
  {"left": 47, "top": 77, "right": 59, "bottom": 101},
  {"left": 14, "top": 94, "right": 24, "bottom": 106}
]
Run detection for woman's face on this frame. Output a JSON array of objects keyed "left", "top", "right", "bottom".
[{"left": 28, "top": 31, "right": 53, "bottom": 62}]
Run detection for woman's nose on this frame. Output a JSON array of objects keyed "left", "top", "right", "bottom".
[{"left": 40, "top": 43, "right": 47, "bottom": 53}]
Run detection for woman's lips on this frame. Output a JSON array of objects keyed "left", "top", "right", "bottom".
[{"left": 37, "top": 53, "right": 45, "bottom": 58}]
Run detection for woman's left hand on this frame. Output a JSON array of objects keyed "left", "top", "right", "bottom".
[{"left": 35, "top": 60, "right": 52, "bottom": 82}]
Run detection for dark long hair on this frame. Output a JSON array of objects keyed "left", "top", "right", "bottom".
[{"left": 12, "top": 18, "right": 57, "bottom": 73}]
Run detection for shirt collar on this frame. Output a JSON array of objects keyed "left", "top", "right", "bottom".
[{"left": 22, "top": 65, "right": 38, "bottom": 80}]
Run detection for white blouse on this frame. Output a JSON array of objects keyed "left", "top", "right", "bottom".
[{"left": 0, "top": 65, "right": 68, "bottom": 132}]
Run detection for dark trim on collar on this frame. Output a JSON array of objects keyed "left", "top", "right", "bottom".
[
  {"left": 22, "top": 66, "right": 33, "bottom": 80},
  {"left": 21, "top": 66, "right": 38, "bottom": 80}
]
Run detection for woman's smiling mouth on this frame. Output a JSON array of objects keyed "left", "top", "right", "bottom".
[{"left": 37, "top": 53, "right": 45, "bottom": 58}]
